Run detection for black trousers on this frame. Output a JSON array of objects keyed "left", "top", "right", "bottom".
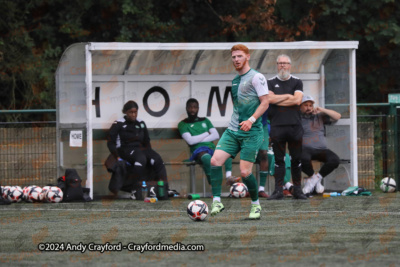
[
  {"left": 118, "top": 147, "right": 168, "bottom": 183},
  {"left": 301, "top": 147, "right": 340, "bottom": 178},
  {"left": 270, "top": 124, "right": 303, "bottom": 188}
]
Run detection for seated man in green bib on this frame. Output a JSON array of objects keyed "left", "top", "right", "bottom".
[{"left": 178, "top": 98, "right": 234, "bottom": 186}]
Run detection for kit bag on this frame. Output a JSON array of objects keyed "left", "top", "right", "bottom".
[{"left": 57, "top": 169, "right": 91, "bottom": 202}]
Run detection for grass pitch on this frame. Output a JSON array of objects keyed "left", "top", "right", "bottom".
[{"left": 0, "top": 191, "right": 399, "bottom": 266}]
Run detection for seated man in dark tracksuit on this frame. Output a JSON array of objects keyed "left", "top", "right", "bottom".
[{"left": 107, "top": 100, "right": 176, "bottom": 200}]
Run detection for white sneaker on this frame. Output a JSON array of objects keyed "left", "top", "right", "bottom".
[
  {"left": 130, "top": 190, "right": 137, "bottom": 200},
  {"left": 302, "top": 174, "right": 321, "bottom": 194},
  {"left": 315, "top": 180, "right": 324, "bottom": 194}
]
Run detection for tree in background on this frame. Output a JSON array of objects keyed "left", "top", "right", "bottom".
[
  {"left": 1, "top": 0, "right": 399, "bottom": 118},
  {"left": 308, "top": 0, "right": 400, "bottom": 102},
  {"left": 209, "top": 0, "right": 400, "bottom": 102}
]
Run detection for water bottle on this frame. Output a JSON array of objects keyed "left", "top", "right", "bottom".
[
  {"left": 323, "top": 192, "right": 341, "bottom": 197},
  {"left": 188, "top": 194, "right": 200, "bottom": 200},
  {"left": 141, "top": 181, "right": 147, "bottom": 200},
  {"left": 157, "top": 181, "right": 165, "bottom": 199}
]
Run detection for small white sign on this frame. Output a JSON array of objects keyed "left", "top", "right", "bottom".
[
  {"left": 388, "top": 93, "right": 400, "bottom": 104},
  {"left": 70, "top": 130, "right": 83, "bottom": 147}
]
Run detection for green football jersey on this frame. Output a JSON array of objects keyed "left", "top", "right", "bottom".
[
  {"left": 178, "top": 117, "right": 216, "bottom": 153},
  {"left": 228, "top": 69, "right": 268, "bottom": 132}
]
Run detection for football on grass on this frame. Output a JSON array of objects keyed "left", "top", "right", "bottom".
[
  {"left": 22, "top": 186, "right": 33, "bottom": 202},
  {"left": 7, "top": 186, "right": 23, "bottom": 203},
  {"left": 27, "top": 186, "right": 43, "bottom": 203},
  {"left": 41, "top": 186, "right": 51, "bottom": 202},
  {"left": 187, "top": 200, "right": 208, "bottom": 221},
  {"left": 2, "top": 186, "right": 11, "bottom": 199},
  {"left": 230, "top": 182, "right": 248, "bottom": 198},
  {"left": 380, "top": 177, "right": 396, "bottom": 193},
  {"left": 46, "top": 186, "right": 63, "bottom": 203}
]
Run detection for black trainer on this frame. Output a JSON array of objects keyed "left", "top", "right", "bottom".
[
  {"left": 267, "top": 188, "right": 284, "bottom": 200},
  {"left": 133, "top": 188, "right": 143, "bottom": 201},
  {"left": 168, "top": 189, "right": 180, "bottom": 197},
  {"left": 293, "top": 186, "right": 308, "bottom": 200}
]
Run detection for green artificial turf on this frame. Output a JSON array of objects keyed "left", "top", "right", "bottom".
[{"left": 0, "top": 191, "right": 399, "bottom": 266}]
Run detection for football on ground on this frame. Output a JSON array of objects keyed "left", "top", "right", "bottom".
[
  {"left": 27, "top": 186, "right": 43, "bottom": 203},
  {"left": 2, "top": 186, "right": 11, "bottom": 199},
  {"left": 22, "top": 186, "right": 33, "bottom": 202},
  {"left": 41, "top": 186, "right": 52, "bottom": 202},
  {"left": 7, "top": 186, "right": 23, "bottom": 203},
  {"left": 230, "top": 182, "right": 248, "bottom": 198},
  {"left": 380, "top": 177, "right": 396, "bottom": 193},
  {"left": 187, "top": 200, "right": 208, "bottom": 221},
  {"left": 46, "top": 186, "right": 63, "bottom": 203}
]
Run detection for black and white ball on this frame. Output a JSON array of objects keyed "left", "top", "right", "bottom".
[
  {"left": 2, "top": 186, "right": 11, "bottom": 199},
  {"left": 27, "top": 186, "right": 43, "bottom": 203},
  {"left": 46, "top": 186, "right": 63, "bottom": 203},
  {"left": 7, "top": 186, "right": 23, "bottom": 203},
  {"left": 187, "top": 200, "right": 209, "bottom": 221},
  {"left": 230, "top": 182, "right": 248, "bottom": 198},
  {"left": 22, "top": 186, "right": 33, "bottom": 202},
  {"left": 41, "top": 186, "right": 51, "bottom": 202},
  {"left": 380, "top": 177, "right": 396, "bottom": 193}
]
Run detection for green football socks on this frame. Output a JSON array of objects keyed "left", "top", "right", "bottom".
[
  {"left": 242, "top": 173, "right": 258, "bottom": 202},
  {"left": 210, "top": 165, "right": 223, "bottom": 197},
  {"left": 201, "top": 153, "right": 212, "bottom": 185},
  {"left": 259, "top": 171, "right": 268, "bottom": 187}
]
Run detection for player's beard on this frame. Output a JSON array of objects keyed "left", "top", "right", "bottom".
[
  {"left": 278, "top": 68, "right": 290, "bottom": 80},
  {"left": 186, "top": 111, "right": 198, "bottom": 122},
  {"left": 234, "top": 58, "right": 248, "bottom": 71}
]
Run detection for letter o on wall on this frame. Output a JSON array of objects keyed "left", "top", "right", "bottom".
[{"left": 143, "top": 86, "right": 170, "bottom": 117}]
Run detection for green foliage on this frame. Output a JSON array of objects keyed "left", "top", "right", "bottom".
[
  {"left": 1, "top": 0, "right": 400, "bottom": 118},
  {"left": 0, "top": 1, "right": 44, "bottom": 115},
  {"left": 307, "top": 0, "right": 400, "bottom": 102}
]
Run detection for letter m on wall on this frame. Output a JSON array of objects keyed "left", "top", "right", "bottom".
[{"left": 207, "top": 86, "right": 232, "bottom": 117}]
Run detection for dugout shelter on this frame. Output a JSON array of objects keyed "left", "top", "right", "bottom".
[{"left": 56, "top": 41, "right": 359, "bottom": 198}]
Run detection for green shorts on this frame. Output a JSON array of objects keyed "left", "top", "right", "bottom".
[
  {"left": 216, "top": 129, "right": 263, "bottom": 163},
  {"left": 259, "top": 123, "right": 269, "bottom": 151}
]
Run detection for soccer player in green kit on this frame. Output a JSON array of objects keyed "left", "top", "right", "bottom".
[
  {"left": 210, "top": 44, "right": 269, "bottom": 219},
  {"left": 178, "top": 98, "right": 234, "bottom": 186}
]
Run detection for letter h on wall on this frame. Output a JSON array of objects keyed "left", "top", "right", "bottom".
[{"left": 92, "top": 87, "right": 101, "bottom": 117}]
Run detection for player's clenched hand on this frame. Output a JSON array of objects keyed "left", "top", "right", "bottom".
[{"left": 239, "top": 120, "right": 252, "bottom": 131}]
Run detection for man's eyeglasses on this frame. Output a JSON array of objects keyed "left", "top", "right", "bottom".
[{"left": 277, "top": 62, "right": 291, "bottom": 65}]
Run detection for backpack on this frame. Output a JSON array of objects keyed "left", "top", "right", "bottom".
[{"left": 57, "top": 169, "right": 92, "bottom": 202}]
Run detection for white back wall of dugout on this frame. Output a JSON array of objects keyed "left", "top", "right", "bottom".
[{"left": 56, "top": 42, "right": 359, "bottom": 198}]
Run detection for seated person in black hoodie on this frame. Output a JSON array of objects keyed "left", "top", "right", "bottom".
[{"left": 107, "top": 100, "right": 173, "bottom": 199}]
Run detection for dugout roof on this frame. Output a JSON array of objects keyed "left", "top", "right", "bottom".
[{"left": 57, "top": 41, "right": 358, "bottom": 76}]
